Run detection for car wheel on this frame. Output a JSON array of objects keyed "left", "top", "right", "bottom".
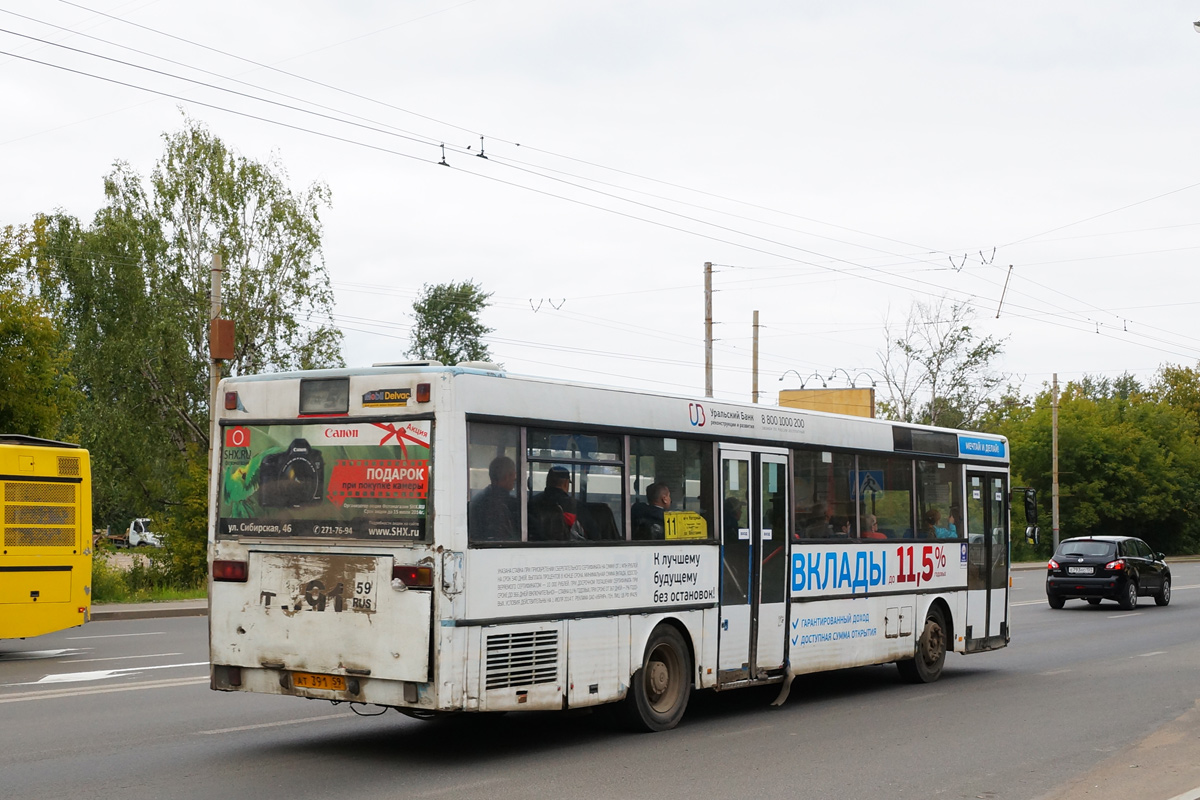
[
  {"left": 621, "top": 625, "right": 692, "bottom": 732},
  {"left": 1047, "top": 594, "right": 1065, "bottom": 609},
  {"left": 1155, "top": 577, "right": 1171, "bottom": 607},
  {"left": 1118, "top": 580, "right": 1138, "bottom": 610},
  {"left": 897, "top": 604, "right": 948, "bottom": 683},
  {"left": 1087, "top": 598, "right": 1102, "bottom": 606}
]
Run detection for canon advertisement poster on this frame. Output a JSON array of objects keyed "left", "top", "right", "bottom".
[{"left": 218, "top": 421, "right": 431, "bottom": 541}]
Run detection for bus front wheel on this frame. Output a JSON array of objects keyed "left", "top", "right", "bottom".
[
  {"left": 896, "top": 604, "right": 947, "bottom": 684},
  {"left": 622, "top": 625, "right": 692, "bottom": 732}
]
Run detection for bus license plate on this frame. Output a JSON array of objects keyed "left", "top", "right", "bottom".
[
  {"left": 291, "top": 672, "right": 346, "bottom": 691},
  {"left": 1067, "top": 566, "right": 1094, "bottom": 575}
]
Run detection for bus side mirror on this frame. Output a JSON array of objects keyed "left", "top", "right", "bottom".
[
  {"left": 1023, "top": 488, "right": 1037, "bottom": 526},
  {"left": 1026, "top": 526, "right": 1039, "bottom": 546}
]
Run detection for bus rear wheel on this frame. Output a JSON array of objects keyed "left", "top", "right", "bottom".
[
  {"left": 622, "top": 625, "right": 692, "bottom": 732},
  {"left": 896, "top": 604, "right": 947, "bottom": 684}
]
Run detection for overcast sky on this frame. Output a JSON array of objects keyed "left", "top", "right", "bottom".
[{"left": 3, "top": 1, "right": 1199, "bottom": 406}]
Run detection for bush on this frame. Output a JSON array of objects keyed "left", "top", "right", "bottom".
[
  {"left": 90, "top": 550, "right": 131, "bottom": 603},
  {"left": 151, "top": 444, "right": 209, "bottom": 587},
  {"left": 90, "top": 545, "right": 205, "bottom": 604}
]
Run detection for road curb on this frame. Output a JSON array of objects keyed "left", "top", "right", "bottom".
[{"left": 90, "top": 603, "right": 208, "bottom": 621}]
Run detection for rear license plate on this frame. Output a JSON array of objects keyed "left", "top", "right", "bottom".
[
  {"left": 1067, "top": 566, "right": 1094, "bottom": 575},
  {"left": 292, "top": 672, "right": 346, "bottom": 691}
]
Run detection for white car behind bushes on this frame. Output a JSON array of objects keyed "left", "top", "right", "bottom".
[{"left": 128, "top": 518, "right": 162, "bottom": 547}]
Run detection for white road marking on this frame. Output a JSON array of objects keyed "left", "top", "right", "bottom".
[
  {"left": 0, "top": 648, "right": 86, "bottom": 662},
  {"left": 716, "top": 724, "right": 776, "bottom": 737},
  {"left": 1108, "top": 613, "right": 1142, "bottom": 619},
  {"left": 1040, "top": 668, "right": 1072, "bottom": 675},
  {"left": 1135, "top": 651, "right": 1167, "bottom": 658},
  {"left": 66, "top": 631, "right": 165, "bottom": 640},
  {"left": 412, "top": 778, "right": 509, "bottom": 798},
  {"left": 1011, "top": 600, "right": 1046, "bottom": 607},
  {"left": 4, "top": 660, "right": 208, "bottom": 686},
  {"left": 61, "top": 652, "right": 183, "bottom": 664},
  {"left": 196, "top": 712, "right": 353, "bottom": 735},
  {"left": 0, "top": 676, "right": 209, "bottom": 704},
  {"left": 1165, "top": 784, "right": 1200, "bottom": 800}
]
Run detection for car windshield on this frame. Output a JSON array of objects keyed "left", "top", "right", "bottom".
[{"left": 1059, "top": 541, "right": 1116, "bottom": 558}]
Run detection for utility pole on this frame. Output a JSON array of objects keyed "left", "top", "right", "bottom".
[
  {"left": 209, "top": 252, "right": 223, "bottom": 454},
  {"left": 208, "top": 253, "right": 235, "bottom": 547},
  {"left": 704, "top": 262, "right": 713, "bottom": 398},
  {"left": 752, "top": 310, "right": 759, "bottom": 403},
  {"left": 1052, "top": 372, "right": 1060, "bottom": 550}
]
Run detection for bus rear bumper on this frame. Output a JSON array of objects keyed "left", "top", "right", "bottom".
[{"left": 210, "top": 663, "right": 432, "bottom": 710}]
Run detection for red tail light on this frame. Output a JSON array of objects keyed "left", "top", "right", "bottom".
[
  {"left": 392, "top": 564, "right": 433, "bottom": 588},
  {"left": 1047, "top": 559, "right": 1059, "bottom": 570},
  {"left": 213, "top": 559, "right": 249, "bottom": 582},
  {"left": 1105, "top": 560, "right": 1124, "bottom": 570}
]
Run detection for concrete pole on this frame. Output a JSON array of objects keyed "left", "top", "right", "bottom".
[
  {"left": 1052, "top": 372, "right": 1060, "bottom": 550},
  {"left": 752, "top": 310, "right": 759, "bottom": 403},
  {"left": 704, "top": 262, "right": 713, "bottom": 398},
  {"left": 209, "top": 253, "right": 223, "bottom": 454}
]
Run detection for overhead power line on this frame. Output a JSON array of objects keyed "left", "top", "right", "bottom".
[{"left": 7, "top": 7, "right": 1200, "bottom": 363}]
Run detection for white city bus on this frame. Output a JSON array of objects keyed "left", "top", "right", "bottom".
[{"left": 208, "top": 363, "right": 1011, "bottom": 731}]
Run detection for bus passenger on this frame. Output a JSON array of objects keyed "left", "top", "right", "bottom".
[
  {"left": 831, "top": 516, "right": 852, "bottom": 537},
  {"left": 468, "top": 456, "right": 519, "bottom": 541},
  {"left": 528, "top": 466, "right": 587, "bottom": 541},
  {"left": 632, "top": 482, "right": 671, "bottom": 540},
  {"left": 924, "top": 508, "right": 953, "bottom": 538},
  {"left": 860, "top": 514, "right": 886, "bottom": 540},
  {"left": 805, "top": 502, "right": 833, "bottom": 538}
]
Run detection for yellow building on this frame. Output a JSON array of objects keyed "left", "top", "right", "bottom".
[{"left": 778, "top": 388, "right": 875, "bottom": 418}]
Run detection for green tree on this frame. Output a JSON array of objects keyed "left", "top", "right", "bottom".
[
  {"left": 33, "top": 118, "right": 343, "bottom": 560},
  {"left": 407, "top": 280, "right": 494, "bottom": 365},
  {"left": 997, "top": 375, "right": 1200, "bottom": 557},
  {"left": 877, "top": 298, "right": 1007, "bottom": 429},
  {"left": 0, "top": 224, "right": 75, "bottom": 438},
  {"left": 1152, "top": 364, "right": 1200, "bottom": 423}
]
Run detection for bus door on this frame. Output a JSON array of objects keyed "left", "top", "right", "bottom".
[
  {"left": 717, "top": 448, "right": 789, "bottom": 682},
  {"left": 964, "top": 470, "right": 1009, "bottom": 648}
]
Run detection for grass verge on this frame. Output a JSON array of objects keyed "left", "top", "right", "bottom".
[{"left": 92, "top": 550, "right": 207, "bottom": 604}]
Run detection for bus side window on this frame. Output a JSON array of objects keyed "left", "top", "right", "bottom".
[
  {"left": 526, "top": 430, "right": 624, "bottom": 544},
  {"left": 629, "top": 437, "right": 714, "bottom": 542},
  {"left": 857, "top": 454, "right": 914, "bottom": 541},
  {"left": 467, "top": 423, "right": 520, "bottom": 543},
  {"left": 792, "top": 449, "right": 854, "bottom": 541},
  {"left": 915, "top": 460, "right": 961, "bottom": 540}
]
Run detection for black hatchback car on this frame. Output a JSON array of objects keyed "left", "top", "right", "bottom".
[{"left": 1046, "top": 536, "right": 1171, "bottom": 610}]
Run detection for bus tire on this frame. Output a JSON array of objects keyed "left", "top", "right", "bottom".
[
  {"left": 622, "top": 625, "right": 692, "bottom": 732},
  {"left": 896, "top": 604, "right": 947, "bottom": 684}
]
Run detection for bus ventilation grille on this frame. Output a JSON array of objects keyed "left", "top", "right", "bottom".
[
  {"left": 4, "top": 527, "right": 75, "bottom": 547},
  {"left": 5, "top": 506, "right": 75, "bottom": 525},
  {"left": 57, "top": 457, "right": 81, "bottom": 477},
  {"left": 485, "top": 630, "right": 558, "bottom": 690},
  {"left": 5, "top": 482, "right": 76, "bottom": 505},
  {"left": 3, "top": 482, "right": 77, "bottom": 547}
]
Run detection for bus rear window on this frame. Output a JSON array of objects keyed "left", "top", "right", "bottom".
[{"left": 217, "top": 420, "right": 431, "bottom": 542}]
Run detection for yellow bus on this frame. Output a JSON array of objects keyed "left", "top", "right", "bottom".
[{"left": 0, "top": 435, "right": 92, "bottom": 639}]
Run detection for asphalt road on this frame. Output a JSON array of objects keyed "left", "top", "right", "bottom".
[{"left": 2, "top": 564, "right": 1199, "bottom": 800}]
